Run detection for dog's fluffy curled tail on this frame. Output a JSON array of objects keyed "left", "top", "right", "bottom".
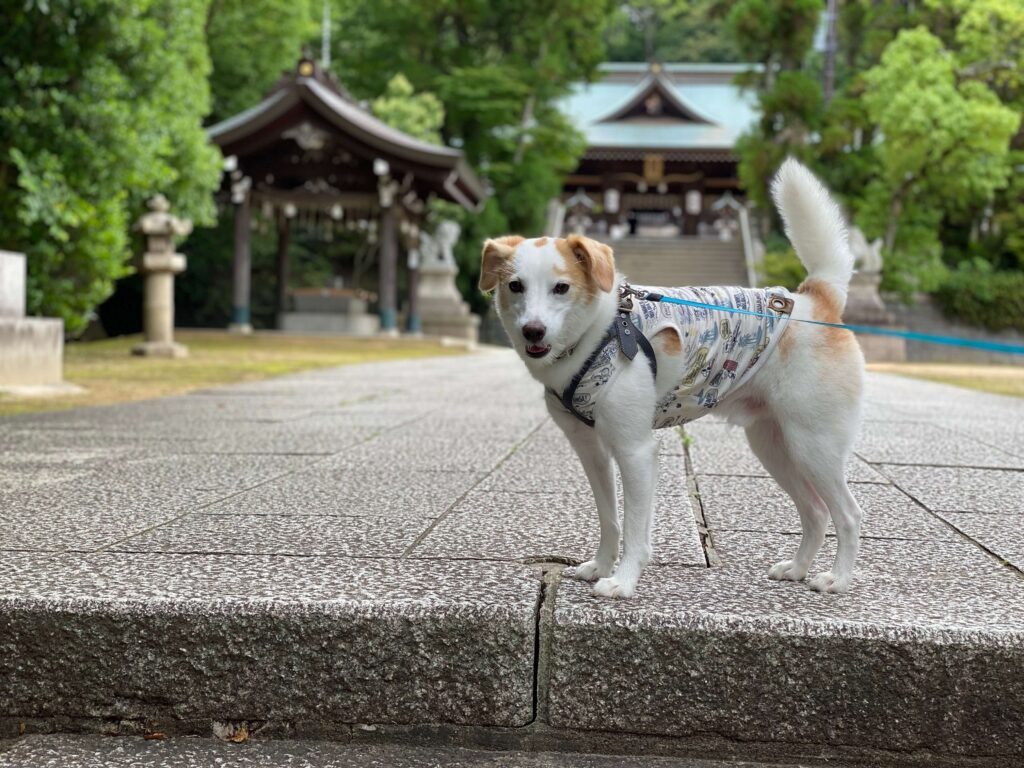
[{"left": 771, "top": 158, "right": 854, "bottom": 310}]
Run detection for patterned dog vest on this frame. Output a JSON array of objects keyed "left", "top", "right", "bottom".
[{"left": 556, "top": 285, "right": 793, "bottom": 429}]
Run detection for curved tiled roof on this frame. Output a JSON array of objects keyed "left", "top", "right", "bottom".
[
  {"left": 561, "top": 63, "right": 759, "bottom": 151},
  {"left": 207, "top": 70, "right": 485, "bottom": 210}
]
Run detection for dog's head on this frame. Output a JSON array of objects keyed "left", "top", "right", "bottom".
[{"left": 479, "top": 235, "right": 617, "bottom": 364}]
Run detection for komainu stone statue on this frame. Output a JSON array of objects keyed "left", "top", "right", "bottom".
[{"left": 416, "top": 220, "right": 478, "bottom": 343}]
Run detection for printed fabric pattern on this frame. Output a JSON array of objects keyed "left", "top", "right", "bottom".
[{"left": 568, "top": 286, "right": 792, "bottom": 429}]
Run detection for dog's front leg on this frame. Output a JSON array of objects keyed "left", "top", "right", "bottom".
[
  {"left": 548, "top": 400, "right": 619, "bottom": 581},
  {"left": 594, "top": 426, "right": 657, "bottom": 599}
]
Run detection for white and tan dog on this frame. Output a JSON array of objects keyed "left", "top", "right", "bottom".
[{"left": 480, "top": 159, "right": 865, "bottom": 598}]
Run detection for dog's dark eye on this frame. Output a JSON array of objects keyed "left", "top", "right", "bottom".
[
  {"left": 508, "top": 280, "right": 524, "bottom": 293},
  {"left": 553, "top": 282, "right": 570, "bottom": 295}
]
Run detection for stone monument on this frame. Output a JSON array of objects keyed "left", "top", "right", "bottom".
[
  {"left": 0, "top": 251, "right": 67, "bottom": 391},
  {"left": 845, "top": 225, "right": 906, "bottom": 362},
  {"left": 416, "top": 220, "right": 479, "bottom": 343},
  {"left": 133, "top": 195, "right": 191, "bottom": 358}
]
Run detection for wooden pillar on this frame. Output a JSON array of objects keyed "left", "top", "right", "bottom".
[
  {"left": 406, "top": 247, "right": 421, "bottom": 334},
  {"left": 229, "top": 188, "right": 252, "bottom": 333},
  {"left": 275, "top": 212, "right": 292, "bottom": 326},
  {"left": 378, "top": 204, "right": 398, "bottom": 334}
]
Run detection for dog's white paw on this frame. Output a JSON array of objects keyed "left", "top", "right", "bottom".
[
  {"left": 808, "top": 570, "right": 850, "bottom": 594},
  {"left": 569, "top": 559, "right": 614, "bottom": 582},
  {"left": 767, "top": 559, "right": 808, "bottom": 582},
  {"left": 593, "top": 576, "right": 635, "bottom": 599}
]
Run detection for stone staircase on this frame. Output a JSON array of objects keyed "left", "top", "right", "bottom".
[{"left": 610, "top": 237, "right": 749, "bottom": 288}]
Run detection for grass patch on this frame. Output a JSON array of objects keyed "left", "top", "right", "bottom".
[
  {"left": 0, "top": 330, "right": 467, "bottom": 417},
  {"left": 868, "top": 362, "right": 1024, "bottom": 399}
]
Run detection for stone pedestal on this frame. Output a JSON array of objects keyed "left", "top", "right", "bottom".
[
  {"left": 279, "top": 289, "right": 380, "bottom": 336},
  {"left": 418, "top": 264, "right": 479, "bottom": 343},
  {"left": 845, "top": 271, "right": 906, "bottom": 363},
  {"left": 0, "top": 251, "right": 68, "bottom": 391},
  {"left": 132, "top": 196, "right": 191, "bottom": 358}
]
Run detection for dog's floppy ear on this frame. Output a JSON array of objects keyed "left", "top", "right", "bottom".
[
  {"left": 479, "top": 235, "right": 523, "bottom": 292},
  {"left": 565, "top": 234, "right": 615, "bottom": 293}
]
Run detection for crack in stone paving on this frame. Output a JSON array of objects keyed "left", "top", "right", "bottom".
[
  {"left": 680, "top": 426, "right": 719, "bottom": 568},
  {"left": 529, "top": 565, "right": 563, "bottom": 726}
]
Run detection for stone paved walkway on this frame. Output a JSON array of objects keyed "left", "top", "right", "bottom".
[{"left": 1, "top": 348, "right": 1022, "bottom": 765}]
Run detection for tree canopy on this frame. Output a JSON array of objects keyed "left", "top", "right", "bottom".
[
  {"left": 0, "top": 0, "right": 222, "bottom": 334},
  {"left": 5, "top": 0, "right": 1024, "bottom": 333}
]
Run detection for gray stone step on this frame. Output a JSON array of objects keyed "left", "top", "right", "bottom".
[
  {"left": 0, "top": 735, "right": 850, "bottom": 768},
  {"left": 611, "top": 238, "right": 748, "bottom": 287}
]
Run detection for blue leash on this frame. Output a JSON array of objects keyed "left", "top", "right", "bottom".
[{"left": 638, "top": 291, "right": 1024, "bottom": 357}]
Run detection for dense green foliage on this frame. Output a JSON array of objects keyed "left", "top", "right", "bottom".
[
  {"left": 205, "top": 0, "right": 316, "bottom": 123},
  {"left": 8, "top": 0, "right": 1024, "bottom": 334},
  {"left": 326, "top": 0, "right": 608, "bottom": 277},
  {"left": 0, "top": 0, "right": 222, "bottom": 334},
  {"left": 936, "top": 261, "right": 1024, "bottom": 333},
  {"left": 732, "top": 0, "right": 1023, "bottom": 315},
  {"left": 371, "top": 74, "right": 445, "bottom": 145},
  {"left": 604, "top": 0, "right": 740, "bottom": 63}
]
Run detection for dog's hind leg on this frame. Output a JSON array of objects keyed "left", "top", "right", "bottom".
[
  {"left": 745, "top": 419, "right": 829, "bottom": 582},
  {"left": 549, "top": 403, "right": 620, "bottom": 582},
  {"left": 778, "top": 423, "right": 864, "bottom": 594}
]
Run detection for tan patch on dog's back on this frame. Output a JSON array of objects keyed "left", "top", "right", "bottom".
[
  {"left": 794, "top": 278, "right": 860, "bottom": 380},
  {"left": 799, "top": 278, "right": 843, "bottom": 323},
  {"left": 779, "top": 278, "right": 857, "bottom": 362},
  {"left": 534, "top": 237, "right": 548, "bottom": 247},
  {"left": 653, "top": 327, "right": 682, "bottom": 356}
]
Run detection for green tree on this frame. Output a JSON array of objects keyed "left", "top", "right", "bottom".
[
  {"left": 0, "top": 0, "right": 222, "bottom": 334},
  {"left": 860, "top": 27, "right": 1019, "bottom": 291},
  {"left": 604, "top": 1, "right": 740, "bottom": 63},
  {"left": 371, "top": 74, "right": 445, "bottom": 145},
  {"left": 329, "top": 0, "right": 611, "bottom": 239},
  {"left": 727, "top": 0, "right": 824, "bottom": 214},
  {"left": 204, "top": 0, "right": 317, "bottom": 123}
]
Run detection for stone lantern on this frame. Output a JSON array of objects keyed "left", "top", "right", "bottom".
[{"left": 133, "top": 195, "right": 192, "bottom": 358}]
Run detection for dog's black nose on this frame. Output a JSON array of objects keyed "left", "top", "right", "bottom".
[{"left": 522, "top": 322, "right": 546, "bottom": 343}]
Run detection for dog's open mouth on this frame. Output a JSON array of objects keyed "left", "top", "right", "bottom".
[{"left": 525, "top": 344, "right": 551, "bottom": 359}]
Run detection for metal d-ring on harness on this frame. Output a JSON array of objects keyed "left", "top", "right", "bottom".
[{"left": 552, "top": 284, "right": 659, "bottom": 428}]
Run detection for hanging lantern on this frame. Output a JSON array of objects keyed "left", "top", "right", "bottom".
[
  {"left": 604, "top": 188, "right": 620, "bottom": 214},
  {"left": 686, "top": 190, "right": 702, "bottom": 215}
]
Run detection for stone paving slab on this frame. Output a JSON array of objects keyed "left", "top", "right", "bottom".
[
  {"left": 696, "top": 476, "right": 958, "bottom": 541},
  {"left": 107, "top": 513, "right": 422, "bottom": 557},
  {"left": 549, "top": 565, "right": 1024, "bottom": 756},
  {"left": 930, "top": 512, "right": 1024, "bottom": 571},
  {"left": 711, "top": 529, "right": 1014, "bottom": 581},
  {"left": 881, "top": 464, "right": 1023, "bottom": 513},
  {"left": 199, "top": 467, "right": 486, "bottom": 520},
  {"left": 412, "top": 489, "right": 705, "bottom": 566},
  {"left": 0, "top": 735, "right": 846, "bottom": 768},
  {"left": 855, "top": 421, "right": 1024, "bottom": 469},
  {"left": 0, "top": 552, "right": 540, "bottom": 728}
]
